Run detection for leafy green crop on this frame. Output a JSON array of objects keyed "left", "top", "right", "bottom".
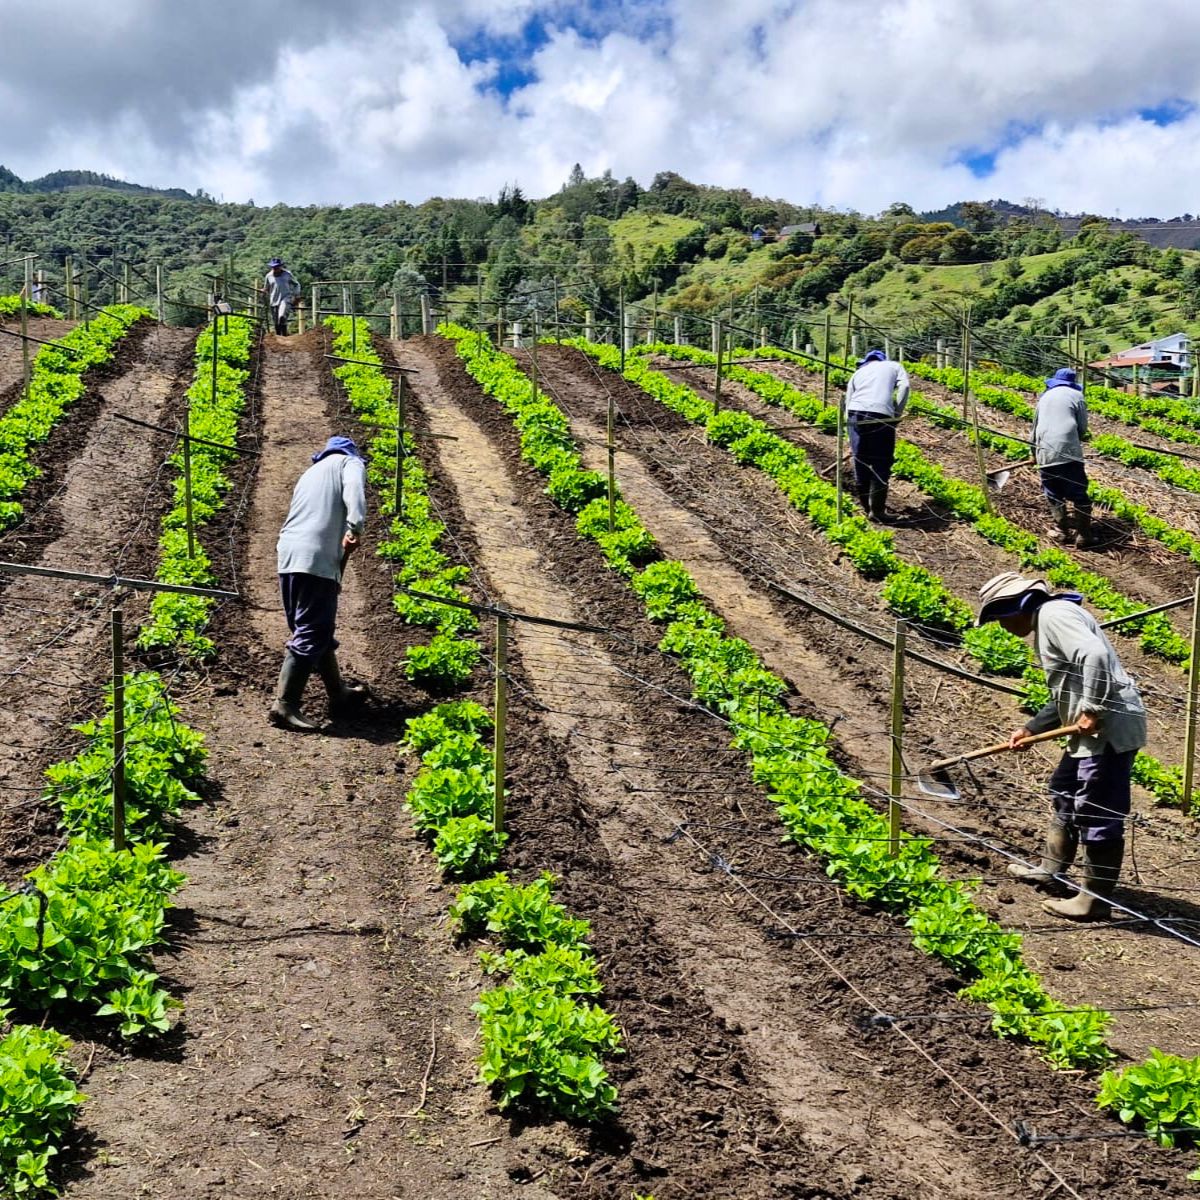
[
  {"left": 446, "top": 325, "right": 1117, "bottom": 1072},
  {"left": 0, "top": 1024, "right": 83, "bottom": 1198},
  {"left": 137, "top": 315, "right": 253, "bottom": 657},
  {"left": 1097, "top": 1049, "right": 1200, "bottom": 1176}
]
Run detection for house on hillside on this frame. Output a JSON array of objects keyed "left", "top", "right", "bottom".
[
  {"left": 1089, "top": 332, "right": 1191, "bottom": 391},
  {"left": 780, "top": 222, "right": 821, "bottom": 238}
]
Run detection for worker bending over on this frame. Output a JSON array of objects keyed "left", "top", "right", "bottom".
[
  {"left": 976, "top": 571, "right": 1145, "bottom": 920},
  {"left": 1033, "top": 367, "right": 1095, "bottom": 547},
  {"left": 844, "top": 348, "right": 910, "bottom": 522},
  {"left": 271, "top": 436, "right": 368, "bottom": 732}
]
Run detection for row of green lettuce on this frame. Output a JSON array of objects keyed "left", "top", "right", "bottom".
[
  {"left": 0, "top": 309, "right": 216, "bottom": 1195},
  {"left": 444, "top": 322, "right": 1200, "bottom": 1171},
  {"left": 325, "top": 317, "right": 622, "bottom": 1120},
  {"left": 751, "top": 344, "right": 1200, "bottom": 574},
  {"left": 0, "top": 305, "right": 147, "bottom": 530},
  {"left": 0, "top": 296, "right": 63, "bottom": 319},
  {"left": 137, "top": 316, "right": 254, "bottom": 659},
  {"left": 0, "top": 673, "right": 207, "bottom": 1195},
  {"left": 909, "top": 359, "right": 1200, "bottom": 502},
  {"left": 634, "top": 340, "right": 1189, "bottom": 814}
]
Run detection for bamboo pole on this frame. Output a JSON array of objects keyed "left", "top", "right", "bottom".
[
  {"left": 969, "top": 395, "right": 994, "bottom": 515},
  {"left": 618, "top": 290, "right": 626, "bottom": 374},
  {"left": 961, "top": 310, "right": 972, "bottom": 420},
  {"left": 836, "top": 300, "right": 852, "bottom": 523},
  {"left": 156, "top": 265, "right": 164, "bottom": 324},
  {"left": 64, "top": 257, "right": 75, "bottom": 319},
  {"left": 889, "top": 619, "right": 906, "bottom": 856},
  {"left": 822, "top": 311, "right": 831, "bottom": 410},
  {"left": 350, "top": 286, "right": 357, "bottom": 354},
  {"left": 492, "top": 614, "right": 509, "bottom": 834},
  {"left": 1183, "top": 578, "right": 1200, "bottom": 810},
  {"left": 112, "top": 606, "right": 127, "bottom": 852},
  {"left": 19, "top": 294, "right": 29, "bottom": 399}
]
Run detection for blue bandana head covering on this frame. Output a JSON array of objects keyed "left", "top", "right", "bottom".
[
  {"left": 859, "top": 348, "right": 886, "bottom": 367},
  {"left": 268, "top": 258, "right": 284, "bottom": 268},
  {"left": 312, "top": 435, "right": 362, "bottom": 463},
  {"left": 1044, "top": 367, "right": 1081, "bottom": 392}
]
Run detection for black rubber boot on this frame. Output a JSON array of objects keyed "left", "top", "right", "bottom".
[
  {"left": 1047, "top": 500, "right": 1071, "bottom": 541},
  {"left": 1007, "top": 822, "right": 1077, "bottom": 895},
  {"left": 1073, "top": 506, "right": 1097, "bottom": 548},
  {"left": 1043, "top": 841, "right": 1123, "bottom": 920},
  {"left": 317, "top": 649, "right": 369, "bottom": 715},
  {"left": 268, "top": 651, "right": 321, "bottom": 732},
  {"left": 855, "top": 482, "right": 871, "bottom": 514},
  {"left": 868, "top": 482, "right": 889, "bottom": 523}
]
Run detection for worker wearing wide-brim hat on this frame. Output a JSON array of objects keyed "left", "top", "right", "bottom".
[{"left": 976, "top": 571, "right": 1146, "bottom": 920}]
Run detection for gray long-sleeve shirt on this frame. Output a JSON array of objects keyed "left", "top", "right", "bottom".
[
  {"left": 276, "top": 453, "right": 367, "bottom": 582},
  {"left": 264, "top": 269, "right": 301, "bottom": 310},
  {"left": 844, "top": 360, "right": 910, "bottom": 419},
  {"left": 1024, "top": 599, "right": 1146, "bottom": 757},
  {"left": 1031, "top": 384, "right": 1087, "bottom": 467}
]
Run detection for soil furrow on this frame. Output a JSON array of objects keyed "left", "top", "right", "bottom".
[
  {"left": 0, "top": 317, "right": 78, "bottom": 414},
  {"left": 0, "top": 324, "right": 195, "bottom": 874},
  {"left": 403, "top": 335, "right": 1195, "bottom": 1197},
  {"left": 527, "top": 344, "right": 1200, "bottom": 1064},
  {"left": 66, "top": 330, "right": 528, "bottom": 1200}
]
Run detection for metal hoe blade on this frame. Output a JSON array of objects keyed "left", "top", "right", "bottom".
[
  {"left": 986, "top": 468, "right": 1012, "bottom": 493},
  {"left": 916, "top": 768, "right": 960, "bottom": 800}
]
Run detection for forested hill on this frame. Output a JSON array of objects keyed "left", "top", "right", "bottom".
[
  {"left": 0, "top": 164, "right": 197, "bottom": 200},
  {"left": 3, "top": 165, "right": 1200, "bottom": 374}
]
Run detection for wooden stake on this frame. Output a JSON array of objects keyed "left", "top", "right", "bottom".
[
  {"left": 836, "top": 299, "right": 852, "bottom": 522},
  {"left": 492, "top": 614, "right": 509, "bottom": 834},
  {"left": 1183, "top": 578, "right": 1200, "bottom": 811},
  {"left": 961, "top": 310, "right": 972, "bottom": 420},
  {"left": 889, "top": 618, "right": 906, "bottom": 857},
  {"left": 64, "top": 256, "right": 75, "bottom": 319},
  {"left": 350, "top": 287, "right": 357, "bottom": 354},
  {"left": 156, "top": 265, "right": 164, "bottom": 324},
  {"left": 182, "top": 430, "right": 196, "bottom": 560},
  {"left": 618, "top": 289, "right": 626, "bottom": 373},
  {"left": 606, "top": 392, "right": 617, "bottom": 534},
  {"left": 19, "top": 293, "right": 29, "bottom": 399},
  {"left": 969, "top": 394, "right": 994, "bottom": 515},
  {"left": 713, "top": 320, "right": 723, "bottom": 413},
  {"left": 112, "top": 605, "right": 127, "bottom": 852},
  {"left": 822, "top": 311, "right": 831, "bottom": 410},
  {"left": 395, "top": 376, "right": 406, "bottom": 519}
]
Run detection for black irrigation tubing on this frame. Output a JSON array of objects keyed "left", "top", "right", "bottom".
[
  {"left": 867, "top": 997, "right": 1200, "bottom": 1025},
  {"left": 110, "top": 411, "right": 262, "bottom": 457}
]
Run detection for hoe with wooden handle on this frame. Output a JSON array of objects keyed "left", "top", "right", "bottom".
[{"left": 917, "top": 723, "right": 1083, "bottom": 800}]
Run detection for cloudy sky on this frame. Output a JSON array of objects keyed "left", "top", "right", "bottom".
[{"left": 3, "top": 0, "right": 1199, "bottom": 216}]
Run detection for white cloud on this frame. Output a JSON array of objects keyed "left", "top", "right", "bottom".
[{"left": 6, "top": 0, "right": 1200, "bottom": 214}]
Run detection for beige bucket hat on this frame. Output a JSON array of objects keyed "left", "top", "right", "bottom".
[{"left": 976, "top": 571, "right": 1051, "bottom": 626}]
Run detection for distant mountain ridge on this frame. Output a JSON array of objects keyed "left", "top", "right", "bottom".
[{"left": 0, "top": 165, "right": 200, "bottom": 202}]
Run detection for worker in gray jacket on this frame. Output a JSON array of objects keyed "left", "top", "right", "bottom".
[
  {"left": 844, "top": 349, "right": 910, "bottom": 522},
  {"left": 1032, "top": 367, "right": 1094, "bottom": 546},
  {"left": 264, "top": 258, "right": 301, "bottom": 336},
  {"left": 977, "top": 571, "right": 1146, "bottom": 920},
  {"left": 271, "top": 436, "right": 369, "bottom": 731}
]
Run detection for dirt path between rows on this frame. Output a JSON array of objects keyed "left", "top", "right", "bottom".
[
  {"left": 66, "top": 331, "right": 532, "bottom": 1200},
  {"left": 0, "top": 324, "right": 194, "bottom": 873},
  {"left": 527, "top": 344, "right": 1200, "bottom": 1065},
  {"left": 401, "top": 335, "right": 1197, "bottom": 1197}
]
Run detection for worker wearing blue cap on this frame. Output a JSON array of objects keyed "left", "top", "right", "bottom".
[
  {"left": 1033, "top": 367, "right": 1094, "bottom": 546},
  {"left": 263, "top": 258, "right": 301, "bottom": 335},
  {"left": 270, "top": 437, "right": 369, "bottom": 731}
]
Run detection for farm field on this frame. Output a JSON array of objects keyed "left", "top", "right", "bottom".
[{"left": 0, "top": 303, "right": 1198, "bottom": 1199}]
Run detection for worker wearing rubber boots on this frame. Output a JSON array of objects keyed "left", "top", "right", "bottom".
[
  {"left": 264, "top": 257, "right": 301, "bottom": 336},
  {"left": 1033, "top": 367, "right": 1095, "bottom": 547},
  {"left": 844, "top": 348, "right": 910, "bottom": 523},
  {"left": 271, "top": 436, "right": 369, "bottom": 732},
  {"left": 977, "top": 571, "right": 1145, "bottom": 920}
]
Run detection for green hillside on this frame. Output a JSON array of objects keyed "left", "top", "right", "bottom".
[{"left": 3, "top": 168, "right": 1199, "bottom": 376}]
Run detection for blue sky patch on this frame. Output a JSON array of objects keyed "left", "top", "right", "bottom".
[{"left": 1136, "top": 99, "right": 1194, "bottom": 127}]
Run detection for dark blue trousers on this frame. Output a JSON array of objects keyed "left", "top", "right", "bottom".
[
  {"left": 279, "top": 573, "right": 340, "bottom": 662},
  {"left": 848, "top": 416, "right": 897, "bottom": 492},
  {"left": 1040, "top": 460, "right": 1091, "bottom": 506},
  {"left": 1048, "top": 748, "right": 1134, "bottom": 843}
]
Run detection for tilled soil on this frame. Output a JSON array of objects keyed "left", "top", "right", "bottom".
[
  {"left": 0, "top": 322, "right": 195, "bottom": 874},
  {"left": 37, "top": 326, "right": 1198, "bottom": 1198},
  {"left": 393, "top": 334, "right": 1197, "bottom": 1196},
  {"left": 523, "top": 344, "right": 1200, "bottom": 1066},
  {"left": 0, "top": 317, "right": 78, "bottom": 411}
]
